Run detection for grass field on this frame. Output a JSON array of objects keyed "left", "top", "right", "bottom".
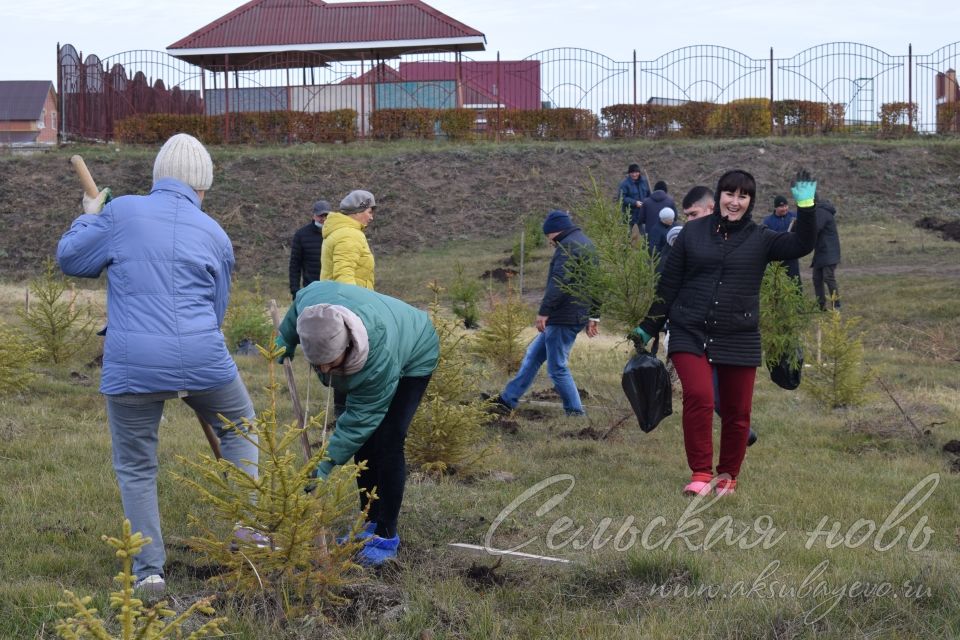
[{"left": 1, "top": 139, "right": 959, "bottom": 639}]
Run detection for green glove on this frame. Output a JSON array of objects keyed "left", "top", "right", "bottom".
[
  {"left": 790, "top": 169, "right": 817, "bottom": 209},
  {"left": 274, "top": 334, "right": 293, "bottom": 362},
  {"left": 82, "top": 188, "right": 112, "bottom": 214},
  {"left": 630, "top": 326, "right": 653, "bottom": 351}
]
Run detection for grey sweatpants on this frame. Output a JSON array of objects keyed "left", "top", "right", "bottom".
[{"left": 105, "top": 375, "right": 258, "bottom": 578}]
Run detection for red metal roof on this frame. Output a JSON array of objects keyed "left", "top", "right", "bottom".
[
  {"left": 0, "top": 81, "right": 55, "bottom": 121},
  {"left": 168, "top": 0, "right": 485, "bottom": 65}
]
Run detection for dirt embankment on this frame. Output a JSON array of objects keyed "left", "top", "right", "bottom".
[{"left": 2, "top": 140, "right": 959, "bottom": 279}]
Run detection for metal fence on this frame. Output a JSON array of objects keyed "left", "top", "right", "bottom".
[{"left": 58, "top": 41, "right": 960, "bottom": 141}]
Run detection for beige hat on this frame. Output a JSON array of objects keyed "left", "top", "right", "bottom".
[
  {"left": 339, "top": 190, "right": 376, "bottom": 214},
  {"left": 153, "top": 133, "right": 213, "bottom": 191},
  {"left": 296, "top": 304, "right": 370, "bottom": 375}
]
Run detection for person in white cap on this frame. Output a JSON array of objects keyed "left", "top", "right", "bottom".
[
  {"left": 647, "top": 206, "right": 678, "bottom": 263},
  {"left": 57, "top": 133, "right": 259, "bottom": 593},
  {"left": 320, "top": 189, "right": 378, "bottom": 290},
  {"left": 275, "top": 280, "right": 439, "bottom": 566}
]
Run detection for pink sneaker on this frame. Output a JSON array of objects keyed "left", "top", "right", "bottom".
[
  {"left": 682, "top": 472, "right": 714, "bottom": 496},
  {"left": 715, "top": 478, "right": 737, "bottom": 496}
]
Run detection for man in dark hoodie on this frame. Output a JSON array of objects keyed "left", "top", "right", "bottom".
[
  {"left": 811, "top": 199, "right": 841, "bottom": 310},
  {"left": 639, "top": 181, "right": 677, "bottom": 240},
  {"left": 490, "top": 210, "right": 599, "bottom": 416}
]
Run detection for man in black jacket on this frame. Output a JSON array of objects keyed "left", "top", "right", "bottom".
[
  {"left": 288, "top": 200, "right": 330, "bottom": 298},
  {"left": 491, "top": 210, "right": 599, "bottom": 416},
  {"left": 811, "top": 199, "right": 841, "bottom": 310}
]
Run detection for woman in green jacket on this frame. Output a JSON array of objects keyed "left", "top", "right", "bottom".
[{"left": 276, "top": 281, "right": 439, "bottom": 565}]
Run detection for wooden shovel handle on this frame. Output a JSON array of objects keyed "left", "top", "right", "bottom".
[{"left": 70, "top": 155, "right": 99, "bottom": 198}]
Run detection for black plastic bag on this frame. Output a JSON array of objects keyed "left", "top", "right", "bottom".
[
  {"left": 621, "top": 349, "right": 673, "bottom": 433},
  {"left": 768, "top": 347, "right": 803, "bottom": 390}
]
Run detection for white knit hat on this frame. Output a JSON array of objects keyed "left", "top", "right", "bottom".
[
  {"left": 153, "top": 133, "right": 213, "bottom": 191},
  {"left": 659, "top": 207, "right": 676, "bottom": 223}
]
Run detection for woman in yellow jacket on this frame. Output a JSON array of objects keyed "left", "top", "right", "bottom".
[{"left": 320, "top": 190, "right": 377, "bottom": 289}]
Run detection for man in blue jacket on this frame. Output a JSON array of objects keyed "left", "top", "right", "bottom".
[
  {"left": 761, "top": 194, "right": 801, "bottom": 285},
  {"left": 618, "top": 163, "right": 650, "bottom": 229},
  {"left": 57, "top": 133, "right": 259, "bottom": 594},
  {"left": 491, "top": 210, "right": 599, "bottom": 416}
]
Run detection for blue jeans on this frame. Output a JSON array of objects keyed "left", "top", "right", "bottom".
[
  {"left": 501, "top": 324, "right": 584, "bottom": 415},
  {"left": 105, "top": 375, "right": 259, "bottom": 579}
]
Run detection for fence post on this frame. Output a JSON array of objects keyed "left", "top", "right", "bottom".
[
  {"left": 632, "top": 50, "right": 637, "bottom": 107},
  {"left": 519, "top": 229, "right": 525, "bottom": 297},
  {"left": 908, "top": 43, "right": 914, "bottom": 131},
  {"left": 496, "top": 51, "right": 502, "bottom": 143},
  {"left": 223, "top": 55, "right": 230, "bottom": 143},
  {"left": 360, "top": 54, "right": 367, "bottom": 140},
  {"left": 56, "top": 43, "right": 64, "bottom": 142},
  {"left": 769, "top": 47, "right": 775, "bottom": 134}
]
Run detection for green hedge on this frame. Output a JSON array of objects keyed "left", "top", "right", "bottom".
[{"left": 114, "top": 110, "right": 358, "bottom": 144}]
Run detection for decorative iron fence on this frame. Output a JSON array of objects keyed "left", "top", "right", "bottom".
[{"left": 58, "top": 41, "right": 960, "bottom": 141}]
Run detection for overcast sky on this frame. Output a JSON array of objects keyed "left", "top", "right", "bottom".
[{"left": 5, "top": 0, "right": 960, "bottom": 82}]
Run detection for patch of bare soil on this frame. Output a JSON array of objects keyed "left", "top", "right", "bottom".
[
  {"left": 488, "top": 416, "right": 520, "bottom": 434},
  {"left": 464, "top": 560, "right": 510, "bottom": 590},
  {"left": 513, "top": 406, "right": 549, "bottom": 421},
  {"left": 164, "top": 558, "right": 227, "bottom": 582},
  {"left": 915, "top": 216, "right": 960, "bottom": 242},
  {"left": 480, "top": 267, "right": 518, "bottom": 282},
  {"left": 563, "top": 425, "right": 605, "bottom": 440},
  {"left": 334, "top": 581, "right": 405, "bottom": 625},
  {"left": 530, "top": 387, "right": 591, "bottom": 400}
]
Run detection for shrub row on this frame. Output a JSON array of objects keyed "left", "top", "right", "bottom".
[
  {"left": 369, "top": 107, "right": 599, "bottom": 140},
  {"left": 936, "top": 102, "right": 960, "bottom": 134},
  {"left": 115, "top": 110, "right": 359, "bottom": 144},
  {"left": 601, "top": 99, "right": 929, "bottom": 137},
  {"left": 604, "top": 99, "right": 845, "bottom": 138},
  {"left": 115, "top": 101, "right": 948, "bottom": 143},
  {"left": 877, "top": 102, "right": 919, "bottom": 138}
]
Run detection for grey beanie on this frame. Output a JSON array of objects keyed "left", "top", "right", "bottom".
[
  {"left": 659, "top": 207, "right": 676, "bottom": 223},
  {"left": 312, "top": 200, "right": 331, "bottom": 215},
  {"left": 153, "top": 133, "right": 213, "bottom": 191},
  {"left": 340, "top": 190, "right": 376, "bottom": 214},
  {"left": 297, "top": 304, "right": 353, "bottom": 365}
]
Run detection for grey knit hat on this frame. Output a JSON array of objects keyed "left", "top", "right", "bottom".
[
  {"left": 312, "top": 200, "right": 331, "bottom": 215},
  {"left": 153, "top": 133, "right": 213, "bottom": 191},
  {"left": 339, "top": 190, "right": 376, "bottom": 214},
  {"left": 296, "top": 304, "right": 354, "bottom": 365}
]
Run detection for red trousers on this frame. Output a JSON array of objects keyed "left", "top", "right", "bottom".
[{"left": 670, "top": 352, "right": 756, "bottom": 479}]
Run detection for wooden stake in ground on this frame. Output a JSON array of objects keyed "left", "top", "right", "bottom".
[
  {"left": 269, "top": 299, "right": 312, "bottom": 461},
  {"left": 447, "top": 543, "right": 572, "bottom": 566}
]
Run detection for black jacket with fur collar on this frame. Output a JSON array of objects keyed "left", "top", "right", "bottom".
[{"left": 639, "top": 204, "right": 816, "bottom": 367}]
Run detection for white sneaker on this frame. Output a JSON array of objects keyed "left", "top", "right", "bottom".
[{"left": 133, "top": 574, "right": 166, "bottom": 594}]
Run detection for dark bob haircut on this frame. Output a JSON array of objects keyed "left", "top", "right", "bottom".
[{"left": 713, "top": 169, "right": 757, "bottom": 217}]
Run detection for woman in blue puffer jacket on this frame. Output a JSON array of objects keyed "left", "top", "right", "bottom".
[{"left": 57, "top": 133, "right": 259, "bottom": 593}]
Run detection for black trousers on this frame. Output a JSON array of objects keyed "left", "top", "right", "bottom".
[
  {"left": 353, "top": 375, "right": 431, "bottom": 539},
  {"left": 813, "top": 264, "right": 840, "bottom": 310}
]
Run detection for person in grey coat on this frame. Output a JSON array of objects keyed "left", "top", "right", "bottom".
[{"left": 811, "top": 199, "right": 841, "bottom": 310}]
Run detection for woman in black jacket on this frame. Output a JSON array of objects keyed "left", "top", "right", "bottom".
[{"left": 633, "top": 170, "right": 817, "bottom": 496}]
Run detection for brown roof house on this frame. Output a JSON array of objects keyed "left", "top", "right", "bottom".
[{"left": 0, "top": 81, "right": 58, "bottom": 146}]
